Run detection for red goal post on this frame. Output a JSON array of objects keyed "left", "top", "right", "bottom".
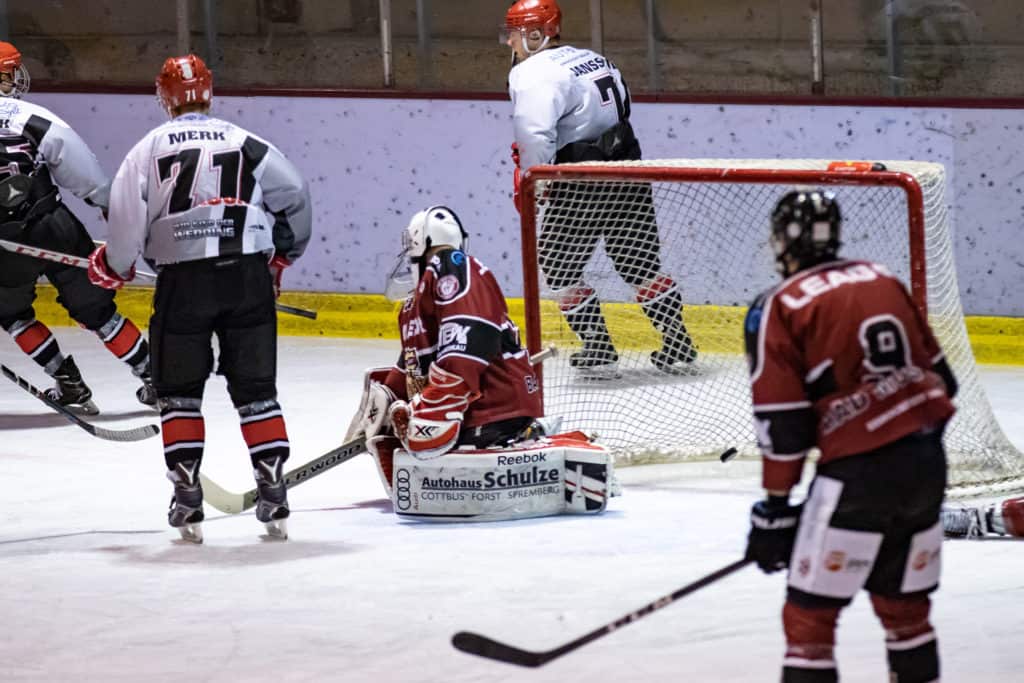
[{"left": 518, "top": 159, "right": 1022, "bottom": 499}]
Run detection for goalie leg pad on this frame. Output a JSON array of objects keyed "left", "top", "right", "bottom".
[{"left": 388, "top": 434, "right": 611, "bottom": 522}]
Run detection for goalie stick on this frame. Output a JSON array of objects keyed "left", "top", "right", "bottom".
[
  {"left": 451, "top": 558, "right": 751, "bottom": 667},
  {"left": 0, "top": 238, "right": 318, "bottom": 320},
  {"left": 200, "top": 436, "right": 368, "bottom": 514},
  {"left": 2, "top": 364, "right": 159, "bottom": 442}
]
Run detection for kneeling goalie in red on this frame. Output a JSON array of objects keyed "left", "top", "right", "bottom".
[{"left": 346, "top": 205, "right": 611, "bottom": 521}]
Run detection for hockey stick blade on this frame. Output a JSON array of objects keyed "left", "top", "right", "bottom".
[
  {"left": 452, "top": 558, "right": 752, "bottom": 668},
  {"left": 201, "top": 436, "right": 368, "bottom": 513},
  {"left": 2, "top": 364, "right": 159, "bottom": 442}
]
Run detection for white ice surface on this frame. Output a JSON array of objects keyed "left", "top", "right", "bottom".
[{"left": 1, "top": 331, "right": 1022, "bottom": 682}]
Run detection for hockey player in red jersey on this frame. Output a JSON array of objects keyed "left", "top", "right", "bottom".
[
  {"left": 943, "top": 496, "right": 1024, "bottom": 538},
  {"left": 0, "top": 41, "right": 153, "bottom": 413},
  {"left": 88, "top": 55, "right": 311, "bottom": 542},
  {"left": 743, "top": 190, "right": 957, "bottom": 682},
  {"left": 347, "top": 206, "right": 611, "bottom": 521},
  {"left": 350, "top": 205, "right": 543, "bottom": 459},
  {"left": 503, "top": 0, "right": 696, "bottom": 376}
]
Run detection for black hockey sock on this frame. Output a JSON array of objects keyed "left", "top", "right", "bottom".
[
  {"left": 559, "top": 287, "right": 614, "bottom": 349},
  {"left": 886, "top": 637, "right": 939, "bottom": 682},
  {"left": 782, "top": 666, "right": 838, "bottom": 682},
  {"left": 637, "top": 276, "right": 687, "bottom": 338}
]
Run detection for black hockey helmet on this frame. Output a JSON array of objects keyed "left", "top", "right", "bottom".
[{"left": 769, "top": 190, "right": 841, "bottom": 275}]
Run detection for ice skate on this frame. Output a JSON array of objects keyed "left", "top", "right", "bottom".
[
  {"left": 650, "top": 328, "right": 698, "bottom": 374},
  {"left": 254, "top": 456, "right": 290, "bottom": 539},
  {"left": 941, "top": 505, "right": 985, "bottom": 538},
  {"left": 569, "top": 340, "right": 620, "bottom": 379},
  {"left": 136, "top": 367, "right": 157, "bottom": 409},
  {"left": 167, "top": 460, "right": 204, "bottom": 544},
  {"left": 44, "top": 355, "right": 99, "bottom": 415}
]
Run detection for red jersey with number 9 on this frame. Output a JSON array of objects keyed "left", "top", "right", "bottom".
[{"left": 744, "top": 259, "right": 956, "bottom": 491}]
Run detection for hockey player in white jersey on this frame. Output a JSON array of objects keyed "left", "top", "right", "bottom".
[
  {"left": 88, "top": 54, "right": 312, "bottom": 542},
  {"left": 504, "top": 0, "right": 696, "bottom": 376},
  {"left": 0, "top": 41, "right": 154, "bottom": 413}
]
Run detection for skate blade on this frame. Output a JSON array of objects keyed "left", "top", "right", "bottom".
[
  {"left": 66, "top": 400, "right": 100, "bottom": 416},
  {"left": 262, "top": 518, "right": 288, "bottom": 540},
  {"left": 175, "top": 522, "right": 204, "bottom": 544},
  {"left": 575, "top": 363, "right": 622, "bottom": 380}
]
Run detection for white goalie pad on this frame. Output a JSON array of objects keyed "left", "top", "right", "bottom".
[
  {"left": 388, "top": 432, "right": 611, "bottom": 522},
  {"left": 345, "top": 366, "right": 395, "bottom": 442}
]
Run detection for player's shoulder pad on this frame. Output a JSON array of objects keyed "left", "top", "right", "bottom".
[{"left": 426, "top": 248, "right": 471, "bottom": 303}]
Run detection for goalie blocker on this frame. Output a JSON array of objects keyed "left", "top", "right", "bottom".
[{"left": 368, "top": 432, "right": 610, "bottom": 522}]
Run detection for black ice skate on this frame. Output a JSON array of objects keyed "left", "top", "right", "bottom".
[
  {"left": 136, "top": 367, "right": 157, "bottom": 409},
  {"left": 650, "top": 329, "right": 698, "bottom": 375},
  {"left": 167, "top": 460, "right": 204, "bottom": 543},
  {"left": 254, "top": 456, "right": 289, "bottom": 539},
  {"left": 569, "top": 340, "right": 620, "bottom": 379},
  {"left": 44, "top": 355, "right": 99, "bottom": 415}
]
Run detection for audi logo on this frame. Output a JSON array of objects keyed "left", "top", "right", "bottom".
[{"left": 395, "top": 467, "right": 412, "bottom": 510}]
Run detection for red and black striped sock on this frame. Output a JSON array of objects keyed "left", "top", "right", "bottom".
[
  {"left": 96, "top": 313, "right": 150, "bottom": 376},
  {"left": 238, "top": 399, "right": 290, "bottom": 467},
  {"left": 160, "top": 398, "right": 205, "bottom": 470},
  {"left": 6, "top": 318, "right": 63, "bottom": 374}
]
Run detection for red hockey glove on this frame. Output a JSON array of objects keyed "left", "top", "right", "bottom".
[
  {"left": 511, "top": 142, "right": 523, "bottom": 213},
  {"left": 87, "top": 244, "right": 133, "bottom": 290},
  {"left": 391, "top": 364, "right": 480, "bottom": 460},
  {"left": 269, "top": 254, "right": 291, "bottom": 299}
]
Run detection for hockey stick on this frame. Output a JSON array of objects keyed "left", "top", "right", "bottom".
[
  {"left": 200, "top": 436, "right": 368, "bottom": 514},
  {"left": 0, "top": 238, "right": 318, "bottom": 320},
  {"left": 1, "top": 364, "right": 159, "bottom": 442},
  {"left": 452, "top": 558, "right": 751, "bottom": 667},
  {"left": 200, "top": 346, "right": 553, "bottom": 513}
]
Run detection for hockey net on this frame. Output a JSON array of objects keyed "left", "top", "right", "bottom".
[{"left": 519, "top": 159, "right": 1023, "bottom": 498}]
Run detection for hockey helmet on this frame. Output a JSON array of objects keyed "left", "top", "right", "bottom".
[
  {"left": 0, "top": 42, "right": 30, "bottom": 99},
  {"left": 156, "top": 54, "right": 213, "bottom": 117},
  {"left": 769, "top": 190, "right": 841, "bottom": 275},
  {"left": 386, "top": 206, "right": 469, "bottom": 301},
  {"left": 502, "top": 0, "right": 561, "bottom": 57}
]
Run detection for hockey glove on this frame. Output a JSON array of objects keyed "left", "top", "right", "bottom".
[
  {"left": 511, "top": 142, "right": 522, "bottom": 214},
  {"left": 391, "top": 364, "right": 479, "bottom": 460},
  {"left": 746, "top": 496, "right": 803, "bottom": 574},
  {"left": 353, "top": 381, "right": 397, "bottom": 441},
  {"left": 87, "top": 244, "right": 134, "bottom": 290},
  {"left": 269, "top": 254, "right": 291, "bottom": 299}
]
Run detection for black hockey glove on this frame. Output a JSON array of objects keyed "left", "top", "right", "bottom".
[{"left": 746, "top": 496, "right": 803, "bottom": 574}]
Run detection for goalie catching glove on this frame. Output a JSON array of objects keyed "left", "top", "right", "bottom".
[
  {"left": 390, "top": 363, "right": 480, "bottom": 460},
  {"left": 345, "top": 367, "right": 398, "bottom": 441}
]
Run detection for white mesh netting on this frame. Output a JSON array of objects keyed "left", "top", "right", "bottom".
[{"left": 525, "top": 159, "right": 1022, "bottom": 498}]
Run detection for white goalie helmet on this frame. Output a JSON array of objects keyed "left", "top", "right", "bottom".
[{"left": 385, "top": 205, "right": 469, "bottom": 301}]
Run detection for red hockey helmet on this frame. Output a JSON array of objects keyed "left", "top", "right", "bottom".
[
  {"left": 504, "top": 0, "right": 562, "bottom": 38},
  {"left": 156, "top": 54, "right": 213, "bottom": 117},
  {"left": 0, "top": 41, "right": 30, "bottom": 99}
]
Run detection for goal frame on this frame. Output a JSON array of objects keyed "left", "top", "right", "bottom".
[{"left": 519, "top": 164, "right": 927, "bottom": 367}]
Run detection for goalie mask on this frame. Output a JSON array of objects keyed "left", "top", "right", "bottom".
[
  {"left": 385, "top": 206, "right": 468, "bottom": 301},
  {"left": 0, "top": 42, "right": 30, "bottom": 99},
  {"left": 769, "top": 190, "right": 841, "bottom": 276},
  {"left": 501, "top": 0, "right": 562, "bottom": 63},
  {"left": 156, "top": 54, "right": 213, "bottom": 118}
]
